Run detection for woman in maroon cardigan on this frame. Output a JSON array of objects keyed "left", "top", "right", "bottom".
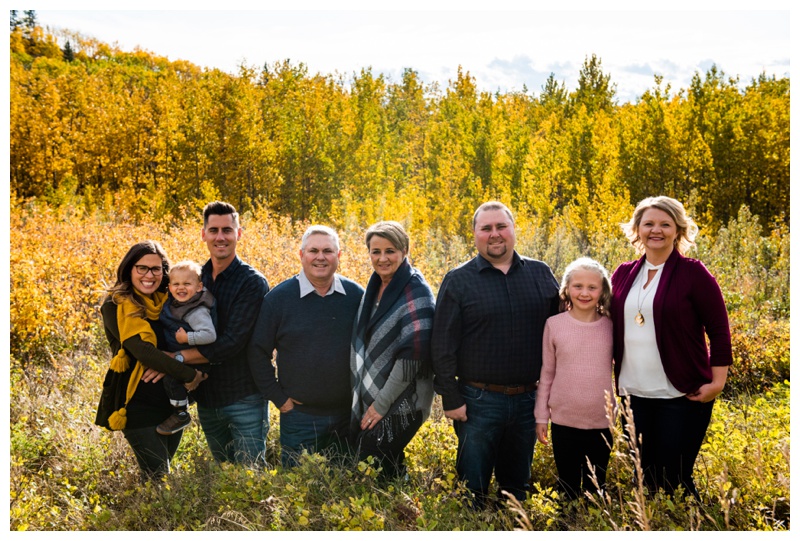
[{"left": 610, "top": 196, "right": 732, "bottom": 499}]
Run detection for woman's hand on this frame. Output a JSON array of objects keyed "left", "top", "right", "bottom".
[
  {"left": 686, "top": 382, "right": 724, "bottom": 402},
  {"left": 360, "top": 404, "right": 385, "bottom": 431},
  {"left": 175, "top": 327, "right": 189, "bottom": 344},
  {"left": 141, "top": 368, "right": 166, "bottom": 383},
  {"left": 686, "top": 366, "right": 729, "bottom": 403},
  {"left": 536, "top": 422, "right": 549, "bottom": 444},
  {"left": 142, "top": 350, "right": 174, "bottom": 382},
  {"left": 184, "top": 369, "right": 208, "bottom": 391}
]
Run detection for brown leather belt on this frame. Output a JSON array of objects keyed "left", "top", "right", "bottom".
[{"left": 464, "top": 381, "right": 537, "bottom": 395}]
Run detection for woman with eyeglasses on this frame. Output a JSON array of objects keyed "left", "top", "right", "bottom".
[{"left": 95, "top": 240, "right": 207, "bottom": 480}]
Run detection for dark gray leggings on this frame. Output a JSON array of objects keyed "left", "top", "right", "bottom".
[
  {"left": 355, "top": 409, "right": 423, "bottom": 479},
  {"left": 122, "top": 425, "right": 182, "bottom": 480}
]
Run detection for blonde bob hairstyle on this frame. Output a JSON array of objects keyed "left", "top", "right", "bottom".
[
  {"left": 559, "top": 257, "right": 612, "bottom": 317},
  {"left": 365, "top": 221, "right": 410, "bottom": 255},
  {"left": 621, "top": 196, "right": 698, "bottom": 255}
]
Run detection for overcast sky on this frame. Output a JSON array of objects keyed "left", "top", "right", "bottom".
[{"left": 32, "top": 1, "right": 792, "bottom": 103}]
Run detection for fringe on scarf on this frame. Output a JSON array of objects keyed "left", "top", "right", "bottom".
[
  {"left": 400, "top": 358, "right": 432, "bottom": 382},
  {"left": 108, "top": 407, "right": 127, "bottom": 430},
  {"left": 110, "top": 349, "right": 131, "bottom": 373},
  {"left": 372, "top": 395, "right": 418, "bottom": 445}
]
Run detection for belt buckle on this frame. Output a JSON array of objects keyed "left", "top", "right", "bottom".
[{"left": 504, "top": 384, "right": 522, "bottom": 395}]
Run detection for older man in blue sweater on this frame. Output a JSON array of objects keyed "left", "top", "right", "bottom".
[{"left": 247, "top": 225, "right": 364, "bottom": 467}]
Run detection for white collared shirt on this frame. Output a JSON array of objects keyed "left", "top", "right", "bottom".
[{"left": 296, "top": 270, "right": 347, "bottom": 298}]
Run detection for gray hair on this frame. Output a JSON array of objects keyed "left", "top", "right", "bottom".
[{"left": 301, "top": 225, "right": 340, "bottom": 252}]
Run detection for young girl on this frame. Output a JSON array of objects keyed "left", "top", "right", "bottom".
[{"left": 535, "top": 257, "right": 615, "bottom": 500}]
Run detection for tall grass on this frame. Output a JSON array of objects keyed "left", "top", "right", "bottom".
[{"left": 9, "top": 358, "right": 790, "bottom": 531}]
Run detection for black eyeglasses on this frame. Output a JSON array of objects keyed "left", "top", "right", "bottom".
[{"left": 133, "top": 265, "right": 164, "bottom": 276}]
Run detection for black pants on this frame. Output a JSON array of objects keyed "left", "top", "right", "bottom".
[
  {"left": 122, "top": 425, "right": 182, "bottom": 480},
  {"left": 355, "top": 409, "right": 424, "bottom": 479},
  {"left": 551, "top": 423, "right": 612, "bottom": 499},
  {"left": 626, "top": 395, "right": 714, "bottom": 499},
  {"left": 164, "top": 369, "right": 206, "bottom": 407}
]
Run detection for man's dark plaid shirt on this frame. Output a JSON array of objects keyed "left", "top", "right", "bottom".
[
  {"left": 192, "top": 256, "right": 269, "bottom": 408},
  {"left": 431, "top": 252, "right": 559, "bottom": 411}
]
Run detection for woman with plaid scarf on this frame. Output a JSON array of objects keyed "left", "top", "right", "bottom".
[{"left": 350, "top": 222, "right": 435, "bottom": 480}]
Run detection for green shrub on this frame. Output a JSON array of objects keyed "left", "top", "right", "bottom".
[{"left": 727, "top": 319, "right": 790, "bottom": 394}]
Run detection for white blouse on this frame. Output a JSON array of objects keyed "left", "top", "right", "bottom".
[{"left": 618, "top": 260, "right": 684, "bottom": 399}]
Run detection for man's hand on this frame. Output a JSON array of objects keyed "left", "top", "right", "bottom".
[
  {"left": 175, "top": 327, "right": 189, "bottom": 344},
  {"left": 444, "top": 404, "right": 468, "bottom": 422},
  {"left": 280, "top": 397, "right": 303, "bottom": 413},
  {"left": 184, "top": 370, "right": 208, "bottom": 391}
]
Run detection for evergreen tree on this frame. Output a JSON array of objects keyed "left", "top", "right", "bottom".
[
  {"left": 571, "top": 54, "right": 616, "bottom": 115},
  {"left": 10, "top": 10, "right": 21, "bottom": 30},
  {"left": 539, "top": 72, "right": 567, "bottom": 110},
  {"left": 22, "top": 9, "right": 36, "bottom": 39},
  {"left": 62, "top": 40, "right": 74, "bottom": 62}
]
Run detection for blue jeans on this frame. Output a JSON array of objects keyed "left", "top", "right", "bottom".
[
  {"left": 454, "top": 384, "right": 537, "bottom": 503},
  {"left": 279, "top": 409, "right": 349, "bottom": 468},
  {"left": 196, "top": 394, "right": 269, "bottom": 464}
]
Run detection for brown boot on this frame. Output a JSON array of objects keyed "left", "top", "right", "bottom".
[{"left": 156, "top": 410, "right": 191, "bottom": 435}]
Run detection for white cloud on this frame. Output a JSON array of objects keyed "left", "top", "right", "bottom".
[{"left": 35, "top": 6, "right": 791, "bottom": 102}]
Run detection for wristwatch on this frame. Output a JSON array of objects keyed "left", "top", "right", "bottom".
[{"left": 175, "top": 352, "right": 185, "bottom": 363}]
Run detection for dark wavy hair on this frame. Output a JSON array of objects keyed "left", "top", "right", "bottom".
[{"left": 107, "top": 240, "right": 171, "bottom": 317}]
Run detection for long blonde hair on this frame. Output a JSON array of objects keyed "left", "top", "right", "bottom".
[{"left": 559, "top": 257, "right": 612, "bottom": 317}]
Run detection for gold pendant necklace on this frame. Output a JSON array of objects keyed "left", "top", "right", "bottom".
[{"left": 635, "top": 267, "right": 656, "bottom": 326}]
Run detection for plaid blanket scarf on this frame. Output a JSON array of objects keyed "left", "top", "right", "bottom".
[{"left": 350, "top": 259, "right": 435, "bottom": 436}]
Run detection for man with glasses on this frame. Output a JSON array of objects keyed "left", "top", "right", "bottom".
[{"left": 153, "top": 201, "right": 270, "bottom": 464}]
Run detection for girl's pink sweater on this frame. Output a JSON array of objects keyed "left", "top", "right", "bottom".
[{"left": 534, "top": 311, "right": 615, "bottom": 430}]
